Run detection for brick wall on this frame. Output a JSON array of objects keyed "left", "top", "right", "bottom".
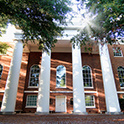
[
  {"left": 82, "top": 53, "right": 106, "bottom": 113},
  {"left": 15, "top": 53, "right": 29, "bottom": 111},
  {"left": 50, "top": 53, "right": 72, "bottom": 91},
  {"left": 0, "top": 44, "right": 29, "bottom": 111},
  {"left": 23, "top": 52, "right": 106, "bottom": 113},
  {"left": 1, "top": 42, "right": 124, "bottom": 113},
  {"left": 24, "top": 52, "right": 42, "bottom": 91},
  {"left": 108, "top": 45, "right": 124, "bottom": 91}
]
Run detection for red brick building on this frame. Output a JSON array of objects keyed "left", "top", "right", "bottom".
[{"left": 0, "top": 27, "right": 124, "bottom": 115}]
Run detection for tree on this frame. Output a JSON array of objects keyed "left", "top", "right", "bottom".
[
  {"left": 0, "top": 0, "right": 71, "bottom": 51},
  {"left": 71, "top": 0, "right": 124, "bottom": 51},
  {"left": 0, "top": 42, "right": 10, "bottom": 54}
]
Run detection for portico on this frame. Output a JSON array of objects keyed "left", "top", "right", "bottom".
[{"left": 0, "top": 29, "right": 122, "bottom": 115}]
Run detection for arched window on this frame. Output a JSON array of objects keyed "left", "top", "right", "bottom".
[
  {"left": 117, "top": 66, "right": 124, "bottom": 88},
  {"left": 56, "top": 65, "right": 66, "bottom": 88},
  {"left": 82, "top": 65, "right": 93, "bottom": 88},
  {"left": 29, "top": 65, "right": 40, "bottom": 87},
  {"left": 0, "top": 64, "right": 3, "bottom": 79}
]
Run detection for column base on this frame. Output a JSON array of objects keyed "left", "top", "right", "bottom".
[
  {"left": 35, "top": 112, "right": 49, "bottom": 115},
  {"left": 105, "top": 112, "right": 123, "bottom": 115},
  {"left": 72, "top": 112, "right": 88, "bottom": 115},
  {"left": 0, "top": 112, "right": 16, "bottom": 115}
]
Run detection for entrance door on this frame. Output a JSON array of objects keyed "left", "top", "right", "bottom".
[{"left": 56, "top": 96, "right": 66, "bottom": 112}]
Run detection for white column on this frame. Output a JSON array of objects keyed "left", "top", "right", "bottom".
[
  {"left": 1, "top": 40, "right": 23, "bottom": 114},
  {"left": 72, "top": 43, "right": 87, "bottom": 114},
  {"left": 36, "top": 49, "right": 51, "bottom": 114},
  {"left": 99, "top": 44, "right": 122, "bottom": 114}
]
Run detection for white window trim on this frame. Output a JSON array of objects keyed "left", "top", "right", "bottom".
[
  {"left": 28, "top": 64, "right": 40, "bottom": 87},
  {"left": 84, "top": 87, "right": 94, "bottom": 89},
  {"left": 28, "top": 86, "right": 38, "bottom": 88},
  {"left": 114, "top": 56, "right": 123, "bottom": 57},
  {"left": 85, "top": 95, "right": 95, "bottom": 108},
  {"left": 83, "top": 65, "right": 94, "bottom": 89},
  {"left": 24, "top": 91, "right": 38, "bottom": 93},
  {"left": 55, "top": 86, "right": 67, "bottom": 89},
  {"left": 113, "top": 47, "right": 123, "bottom": 57},
  {"left": 25, "top": 106, "right": 37, "bottom": 108},
  {"left": 86, "top": 106, "right": 95, "bottom": 108},
  {"left": 117, "top": 66, "right": 124, "bottom": 89},
  {"left": 117, "top": 91, "right": 124, "bottom": 94},
  {"left": 0, "top": 90, "right": 4, "bottom": 93},
  {"left": 56, "top": 65, "right": 66, "bottom": 88},
  {"left": 24, "top": 90, "right": 98, "bottom": 94},
  {"left": 26, "top": 95, "right": 37, "bottom": 108}
]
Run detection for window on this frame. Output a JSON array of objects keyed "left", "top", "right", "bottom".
[
  {"left": 29, "top": 65, "right": 40, "bottom": 87},
  {"left": 113, "top": 47, "right": 122, "bottom": 57},
  {"left": 70, "top": 98, "right": 73, "bottom": 105},
  {"left": 26, "top": 95, "right": 37, "bottom": 107},
  {"left": 0, "top": 64, "right": 3, "bottom": 79},
  {"left": 50, "top": 98, "right": 53, "bottom": 105},
  {"left": 56, "top": 65, "right": 66, "bottom": 88},
  {"left": 0, "top": 101, "right": 2, "bottom": 107},
  {"left": 117, "top": 66, "right": 124, "bottom": 88},
  {"left": 82, "top": 65, "right": 93, "bottom": 88},
  {"left": 85, "top": 95, "right": 95, "bottom": 108}
]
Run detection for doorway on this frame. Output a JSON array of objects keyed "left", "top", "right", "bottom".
[{"left": 55, "top": 96, "right": 66, "bottom": 112}]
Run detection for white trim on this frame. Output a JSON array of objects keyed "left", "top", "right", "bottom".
[
  {"left": 55, "top": 95, "right": 66, "bottom": 112},
  {"left": 117, "top": 66, "right": 124, "bottom": 89},
  {"left": 114, "top": 56, "right": 123, "bottom": 57},
  {"left": 26, "top": 95, "right": 37, "bottom": 108},
  {"left": 25, "top": 106, "right": 37, "bottom": 108},
  {"left": 24, "top": 91, "right": 38, "bottom": 93},
  {"left": 0, "top": 90, "right": 4, "bottom": 93},
  {"left": 84, "top": 91, "right": 97, "bottom": 94},
  {"left": 82, "top": 65, "right": 94, "bottom": 88},
  {"left": 86, "top": 106, "right": 96, "bottom": 108},
  {"left": 55, "top": 87, "right": 67, "bottom": 89},
  {"left": 24, "top": 90, "right": 98, "bottom": 94},
  {"left": 50, "top": 91, "right": 72, "bottom": 93},
  {"left": 28, "top": 86, "right": 38, "bottom": 88},
  {"left": 85, "top": 95, "right": 96, "bottom": 108},
  {"left": 117, "top": 91, "right": 124, "bottom": 94},
  {"left": 56, "top": 65, "right": 66, "bottom": 88},
  {"left": 84, "top": 87, "right": 94, "bottom": 89},
  {"left": 28, "top": 64, "right": 40, "bottom": 87}
]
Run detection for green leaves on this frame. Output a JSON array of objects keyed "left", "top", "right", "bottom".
[
  {"left": 0, "top": 0, "right": 71, "bottom": 51},
  {"left": 71, "top": 0, "right": 124, "bottom": 52},
  {"left": 0, "top": 42, "right": 10, "bottom": 54}
]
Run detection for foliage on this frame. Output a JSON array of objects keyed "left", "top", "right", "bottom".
[
  {"left": 0, "top": 42, "right": 10, "bottom": 54},
  {"left": 0, "top": 0, "right": 71, "bottom": 51},
  {"left": 71, "top": 0, "right": 124, "bottom": 51}
]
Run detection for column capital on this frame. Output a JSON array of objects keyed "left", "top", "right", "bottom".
[{"left": 14, "top": 31, "right": 23, "bottom": 41}]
